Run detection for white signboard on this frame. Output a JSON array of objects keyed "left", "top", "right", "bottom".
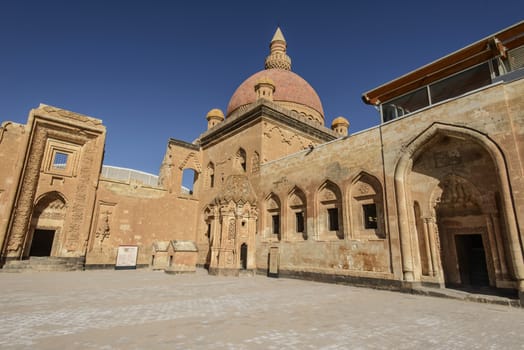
[{"left": 115, "top": 245, "right": 138, "bottom": 269}]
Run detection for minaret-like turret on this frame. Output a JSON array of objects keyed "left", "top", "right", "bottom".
[
  {"left": 331, "top": 116, "right": 350, "bottom": 137},
  {"left": 255, "top": 77, "right": 275, "bottom": 101},
  {"left": 264, "top": 27, "right": 292, "bottom": 71},
  {"left": 206, "top": 108, "right": 224, "bottom": 129}
]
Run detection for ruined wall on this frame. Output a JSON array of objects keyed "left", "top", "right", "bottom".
[
  {"left": 87, "top": 151, "right": 200, "bottom": 267},
  {"left": 1, "top": 104, "right": 106, "bottom": 260}
]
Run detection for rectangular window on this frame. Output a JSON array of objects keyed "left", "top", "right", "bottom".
[
  {"left": 381, "top": 87, "right": 429, "bottom": 122},
  {"left": 206, "top": 223, "right": 211, "bottom": 237},
  {"left": 430, "top": 63, "right": 491, "bottom": 104},
  {"left": 272, "top": 215, "right": 280, "bottom": 234},
  {"left": 327, "top": 208, "right": 339, "bottom": 231},
  {"left": 210, "top": 174, "right": 214, "bottom": 188},
  {"left": 52, "top": 152, "right": 68, "bottom": 170},
  {"left": 363, "top": 203, "right": 378, "bottom": 229},
  {"left": 295, "top": 212, "right": 304, "bottom": 233}
]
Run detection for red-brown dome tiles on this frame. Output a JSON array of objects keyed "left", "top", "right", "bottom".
[{"left": 226, "top": 68, "right": 324, "bottom": 121}]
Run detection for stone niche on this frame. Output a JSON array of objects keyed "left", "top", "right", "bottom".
[{"left": 164, "top": 240, "right": 198, "bottom": 274}]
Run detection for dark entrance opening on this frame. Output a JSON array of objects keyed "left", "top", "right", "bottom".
[
  {"left": 240, "top": 243, "right": 248, "bottom": 270},
  {"left": 29, "top": 229, "right": 55, "bottom": 256},
  {"left": 455, "top": 234, "right": 489, "bottom": 287}
]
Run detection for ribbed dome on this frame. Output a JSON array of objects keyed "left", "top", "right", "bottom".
[{"left": 226, "top": 69, "right": 324, "bottom": 118}]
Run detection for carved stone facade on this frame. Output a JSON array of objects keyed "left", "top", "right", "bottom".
[{"left": 1, "top": 25, "right": 523, "bottom": 304}]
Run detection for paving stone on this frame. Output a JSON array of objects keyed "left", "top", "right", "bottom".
[{"left": 0, "top": 269, "right": 522, "bottom": 349}]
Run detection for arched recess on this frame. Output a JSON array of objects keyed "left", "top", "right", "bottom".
[
  {"left": 394, "top": 123, "right": 523, "bottom": 295},
  {"left": 317, "top": 180, "right": 343, "bottom": 240},
  {"left": 287, "top": 186, "right": 307, "bottom": 240},
  {"left": 350, "top": 172, "right": 385, "bottom": 239},
  {"left": 265, "top": 193, "right": 281, "bottom": 240},
  {"left": 236, "top": 148, "right": 247, "bottom": 172},
  {"left": 25, "top": 191, "right": 67, "bottom": 257},
  {"left": 206, "top": 162, "right": 215, "bottom": 189}
]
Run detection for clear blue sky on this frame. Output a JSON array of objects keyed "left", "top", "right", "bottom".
[{"left": 1, "top": 1, "right": 522, "bottom": 175}]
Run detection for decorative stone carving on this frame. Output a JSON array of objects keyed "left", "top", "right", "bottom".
[
  {"left": 95, "top": 210, "right": 111, "bottom": 245},
  {"left": 6, "top": 127, "right": 47, "bottom": 256},
  {"left": 289, "top": 193, "right": 304, "bottom": 207},
  {"left": 215, "top": 175, "right": 257, "bottom": 204},
  {"left": 251, "top": 151, "right": 260, "bottom": 173},
  {"left": 434, "top": 149, "right": 462, "bottom": 168},
  {"left": 320, "top": 187, "right": 337, "bottom": 202},
  {"left": 66, "top": 139, "right": 95, "bottom": 251},
  {"left": 39, "top": 104, "right": 102, "bottom": 127},
  {"left": 178, "top": 152, "right": 202, "bottom": 173},
  {"left": 228, "top": 218, "right": 235, "bottom": 241},
  {"left": 435, "top": 175, "right": 481, "bottom": 216}
]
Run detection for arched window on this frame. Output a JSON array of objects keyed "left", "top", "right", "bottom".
[
  {"left": 318, "top": 181, "right": 343, "bottom": 240},
  {"left": 350, "top": 173, "right": 385, "bottom": 239},
  {"left": 236, "top": 148, "right": 247, "bottom": 172},
  {"left": 265, "top": 193, "right": 281, "bottom": 240},
  {"left": 287, "top": 187, "right": 307, "bottom": 240}
]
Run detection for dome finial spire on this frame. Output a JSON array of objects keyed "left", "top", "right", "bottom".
[{"left": 265, "top": 27, "right": 291, "bottom": 71}]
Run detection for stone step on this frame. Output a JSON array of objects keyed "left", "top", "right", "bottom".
[{"left": 2, "top": 257, "right": 85, "bottom": 272}]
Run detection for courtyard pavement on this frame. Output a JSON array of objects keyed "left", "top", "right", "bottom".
[{"left": 0, "top": 269, "right": 522, "bottom": 349}]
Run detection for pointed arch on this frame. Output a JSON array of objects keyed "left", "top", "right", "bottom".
[
  {"left": 394, "top": 122, "right": 524, "bottom": 289},
  {"left": 25, "top": 191, "right": 68, "bottom": 257},
  {"left": 316, "top": 180, "right": 343, "bottom": 240},
  {"left": 349, "top": 171, "right": 385, "bottom": 239},
  {"left": 287, "top": 186, "right": 307, "bottom": 240},
  {"left": 265, "top": 192, "right": 281, "bottom": 240},
  {"left": 236, "top": 148, "right": 247, "bottom": 172}
]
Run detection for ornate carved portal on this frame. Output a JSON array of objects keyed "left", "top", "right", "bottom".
[
  {"left": 407, "top": 130, "right": 516, "bottom": 292},
  {"left": 207, "top": 175, "right": 258, "bottom": 276}
]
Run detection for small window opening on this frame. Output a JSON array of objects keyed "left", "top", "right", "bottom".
[
  {"left": 237, "top": 148, "right": 247, "bottom": 172},
  {"left": 295, "top": 212, "right": 304, "bottom": 233},
  {"left": 327, "top": 208, "right": 339, "bottom": 231},
  {"left": 363, "top": 203, "right": 378, "bottom": 229},
  {"left": 272, "top": 215, "right": 280, "bottom": 234},
  {"left": 182, "top": 168, "right": 197, "bottom": 195},
  {"left": 53, "top": 152, "right": 68, "bottom": 170},
  {"left": 210, "top": 174, "right": 214, "bottom": 188},
  {"left": 206, "top": 223, "right": 211, "bottom": 237}
]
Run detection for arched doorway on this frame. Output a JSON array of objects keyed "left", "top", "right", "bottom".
[
  {"left": 431, "top": 175, "right": 492, "bottom": 289},
  {"left": 240, "top": 243, "right": 248, "bottom": 270},
  {"left": 26, "top": 192, "right": 67, "bottom": 258}
]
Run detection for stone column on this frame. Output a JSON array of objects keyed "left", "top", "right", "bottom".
[
  {"left": 422, "top": 217, "right": 434, "bottom": 277},
  {"left": 425, "top": 217, "right": 440, "bottom": 278},
  {"left": 394, "top": 157, "right": 414, "bottom": 281}
]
